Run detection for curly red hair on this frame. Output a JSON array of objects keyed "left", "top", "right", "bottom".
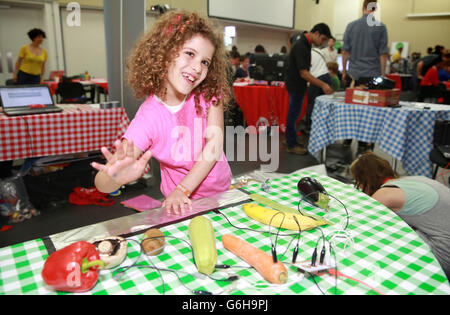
[{"left": 126, "top": 10, "right": 231, "bottom": 114}]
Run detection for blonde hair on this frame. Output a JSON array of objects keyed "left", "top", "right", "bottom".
[{"left": 126, "top": 10, "right": 231, "bottom": 113}]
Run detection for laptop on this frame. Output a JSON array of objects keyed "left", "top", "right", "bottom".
[{"left": 0, "top": 84, "right": 62, "bottom": 116}]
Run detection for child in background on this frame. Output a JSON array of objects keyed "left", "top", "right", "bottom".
[
  {"left": 234, "top": 54, "right": 250, "bottom": 80},
  {"left": 92, "top": 11, "right": 232, "bottom": 214},
  {"left": 326, "top": 61, "right": 341, "bottom": 91}
]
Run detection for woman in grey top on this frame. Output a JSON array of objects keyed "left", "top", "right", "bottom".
[{"left": 350, "top": 152, "right": 450, "bottom": 280}]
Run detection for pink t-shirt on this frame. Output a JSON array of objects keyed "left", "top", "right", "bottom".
[{"left": 123, "top": 93, "right": 232, "bottom": 199}]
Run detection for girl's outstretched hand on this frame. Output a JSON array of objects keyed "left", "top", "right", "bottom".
[
  {"left": 162, "top": 188, "right": 192, "bottom": 215},
  {"left": 91, "top": 139, "right": 152, "bottom": 186}
]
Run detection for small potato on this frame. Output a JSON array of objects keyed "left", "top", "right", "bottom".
[{"left": 142, "top": 228, "right": 165, "bottom": 256}]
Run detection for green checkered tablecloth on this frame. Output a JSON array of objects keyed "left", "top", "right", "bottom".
[{"left": 1, "top": 171, "right": 449, "bottom": 295}]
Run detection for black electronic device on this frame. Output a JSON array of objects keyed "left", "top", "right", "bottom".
[
  {"left": 367, "top": 76, "right": 396, "bottom": 90},
  {"left": 0, "top": 84, "right": 62, "bottom": 116},
  {"left": 250, "top": 54, "right": 286, "bottom": 82}
]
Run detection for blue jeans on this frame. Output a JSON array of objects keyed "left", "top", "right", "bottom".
[
  {"left": 17, "top": 70, "right": 41, "bottom": 85},
  {"left": 286, "top": 92, "right": 305, "bottom": 147},
  {"left": 305, "top": 73, "right": 331, "bottom": 128}
]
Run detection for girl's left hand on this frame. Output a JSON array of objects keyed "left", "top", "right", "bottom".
[{"left": 162, "top": 189, "right": 192, "bottom": 215}]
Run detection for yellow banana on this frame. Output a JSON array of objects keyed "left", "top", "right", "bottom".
[{"left": 243, "top": 203, "right": 329, "bottom": 231}]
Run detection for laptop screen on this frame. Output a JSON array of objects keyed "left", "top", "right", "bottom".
[{"left": 0, "top": 85, "right": 54, "bottom": 108}]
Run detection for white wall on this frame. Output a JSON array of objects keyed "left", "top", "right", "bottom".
[
  {"left": 60, "top": 8, "right": 106, "bottom": 78},
  {"left": 0, "top": 4, "right": 45, "bottom": 83},
  {"left": 214, "top": 20, "right": 291, "bottom": 56},
  {"left": 333, "top": 0, "right": 361, "bottom": 40}
]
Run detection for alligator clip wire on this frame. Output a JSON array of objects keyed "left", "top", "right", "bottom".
[{"left": 268, "top": 211, "right": 286, "bottom": 263}]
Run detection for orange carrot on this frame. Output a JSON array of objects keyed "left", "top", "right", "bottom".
[{"left": 222, "top": 234, "right": 288, "bottom": 284}]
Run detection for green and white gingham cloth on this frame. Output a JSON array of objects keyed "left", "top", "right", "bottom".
[{"left": 1, "top": 171, "right": 449, "bottom": 295}]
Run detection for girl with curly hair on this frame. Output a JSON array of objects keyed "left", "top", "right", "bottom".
[
  {"left": 350, "top": 152, "right": 450, "bottom": 279},
  {"left": 92, "top": 11, "right": 232, "bottom": 214}
]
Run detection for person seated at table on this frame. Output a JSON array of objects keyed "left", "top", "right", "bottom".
[
  {"left": 418, "top": 56, "right": 450, "bottom": 102},
  {"left": 92, "top": 11, "right": 232, "bottom": 215},
  {"left": 350, "top": 152, "right": 450, "bottom": 280},
  {"left": 234, "top": 54, "right": 250, "bottom": 81},
  {"left": 327, "top": 61, "right": 341, "bottom": 91},
  {"left": 438, "top": 61, "right": 450, "bottom": 82},
  {"left": 228, "top": 50, "right": 240, "bottom": 79}
]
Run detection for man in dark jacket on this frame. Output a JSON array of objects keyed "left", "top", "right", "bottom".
[{"left": 285, "top": 23, "right": 333, "bottom": 155}]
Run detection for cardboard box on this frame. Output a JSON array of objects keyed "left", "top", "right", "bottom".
[{"left": 345, "top": 88, "right": 401, "bottom": 107}]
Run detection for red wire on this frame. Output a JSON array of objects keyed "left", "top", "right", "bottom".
[
  {"left": 328, "top": 268, "right": 384, "bottom": 295},
  {"left": 438, "top": 162, "right": 450, "bottom": 186}
]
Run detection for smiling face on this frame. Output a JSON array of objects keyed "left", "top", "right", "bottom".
[{"left": 164, "top": 34, "right": 215, "bottom": 105}]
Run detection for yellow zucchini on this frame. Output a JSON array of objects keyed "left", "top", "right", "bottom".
[{"left": 188, "top": 215, "right": 217, "bottom": 275}]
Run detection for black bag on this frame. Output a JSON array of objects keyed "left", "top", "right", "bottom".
[{"left": 433, "top": 120, "right": 450, "bottom": 146}]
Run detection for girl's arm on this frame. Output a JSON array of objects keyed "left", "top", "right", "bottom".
[
  {"left": 162, "top": 102, "right": 224, "bottom": 213},
  {"left": 371, "top": 187, "right": 405, "bottom": 213},
  {"left": 13, "top": 57, "right": 23, "bottom": 82},
  {"left": 92, "top": 139, "right": 152, "bottom": 193},
  {"left": 40, "top": 61, "right": 46, "bottom": 83}
]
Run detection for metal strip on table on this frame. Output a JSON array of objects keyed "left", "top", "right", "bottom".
[{"left": 48, "top": 188, "right": 251, "bottom": 252}]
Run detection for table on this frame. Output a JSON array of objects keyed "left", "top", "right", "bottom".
[
  {"left": 1, "top": 171, "right": 449, "bottom": 295},
  {"left": 308, "top": 95, "right": 450, "bottom": 177},
  {"left": 233, "top": 85, "right": 308, "bottom": 132},
  {"left": 0, "top": 105, "right": 129, "bottom": 161}
]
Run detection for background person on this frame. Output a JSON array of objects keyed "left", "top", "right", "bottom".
[
  {"left": 300, "top": 47, "right": 332, "bottom": 135},
  {"left": 13, "top": 28, "right": 48, "bottom": 84},
  {"left": 284, "top": 23, "right": 333, "bottom": 155},
  {"left": 350, "top": 152, "right": 450, "bottom": 280},
  {"left": 321, "top": 36, "right": 337, "bottom": 63},
  {"left": 341, "top": 0, "right": 388, "bottom": 152},
  {"left": 327, "top": 61, "right": 341, "bottom": 91}
]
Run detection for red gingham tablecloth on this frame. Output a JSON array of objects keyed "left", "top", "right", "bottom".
[{"left": 0, "top": 105, "right": 130, "bottom": 161}]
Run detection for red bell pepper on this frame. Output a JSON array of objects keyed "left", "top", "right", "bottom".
[{"left": 42, "top": 241, "right": 105, "bottom": 293}]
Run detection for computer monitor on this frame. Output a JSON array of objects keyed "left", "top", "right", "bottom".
[{"left": 250, "top": 54, "right": 285, "bottom": 82}]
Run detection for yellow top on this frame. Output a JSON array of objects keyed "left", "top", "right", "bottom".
[
  {"left": 18, "top": 45, "right": 48, "bottom": 75},
  {"left": 392, "top": 51, "right": 402, "bottom": 63}
]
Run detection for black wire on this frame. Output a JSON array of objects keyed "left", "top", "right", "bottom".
[
  {"left": 298, "top": 190, "right": 350, "bottom": 231},
  {"left": 19, "top": 116, "right": 34, "bottom": 156},
  {"left": 114, "top": 235, "right": 242, "bottom": 295},
  {"left": 215, "top": 209, "right": 299, "bottom": 238},
  {"left": 327, "top": 194, "right": 350, "bottom": 230},
  {"left": 312, "top": 274, "right": 326, "bottom": 295},
  {"left": 329, "top": 243, "right": 338, "bottom": 295},
  {"left": 114, "top": 238, "right": 166, "bottom": 294},
  {"left": 268, "top": 211, "right": 286, "bottom": 262}
]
